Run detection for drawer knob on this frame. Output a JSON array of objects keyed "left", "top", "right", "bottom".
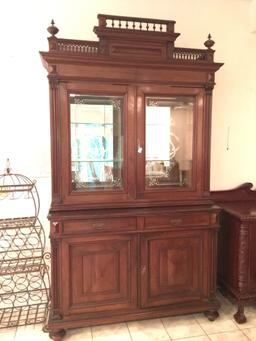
[
  {"left": 92, "top": 223, "right": 105, "bottom": 230},
  {"left": 169, "top": 218, "right": 182, "bottom": 226}
]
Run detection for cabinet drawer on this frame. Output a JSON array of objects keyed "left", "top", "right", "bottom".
[
  {"left": 145, "top": 212, "right": 210, "bottom": 229},
  {"left": 63, "top": 217, "right": 137, "bottom": 234}
]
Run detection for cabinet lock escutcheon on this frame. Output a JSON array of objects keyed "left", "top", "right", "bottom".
[
  {"left": 92, "top": 223, "right": 105, "bottom": 230},
  {"left": 141, "top": 265, "right": 146, "bottom": 275},
  {"left": 169, "top": 218, "right": 182, "bottom": 226}
]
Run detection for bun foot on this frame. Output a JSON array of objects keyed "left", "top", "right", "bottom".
[
  {"left": 49, "top": 329, "right": 66, "bottom": 341},
  {"left": 204, "top": 310, "right": 219, "bottom": 321}
]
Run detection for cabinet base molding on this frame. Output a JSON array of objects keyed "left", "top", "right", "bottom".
[{"left": 45, "top": 299, "right": 220, "bottom": 339}]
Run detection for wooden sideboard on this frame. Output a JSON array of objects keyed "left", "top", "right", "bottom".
[{"left": 212, "top": 183, "right": 256, "bottom": 323}]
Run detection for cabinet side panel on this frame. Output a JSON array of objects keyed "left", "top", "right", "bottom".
[
  {"left": 248, "top": 223, "right": 256, "bottom": 292},
  {"left": 218, "top": 213, "right": 239, "bottom": 291}
]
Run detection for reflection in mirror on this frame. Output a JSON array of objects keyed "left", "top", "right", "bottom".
[
  {"left": 70, "top": 94, "right": 124, "bottom": 191},
  {"left": 146, "top": 96, "right": 194, "bottom": 188}
]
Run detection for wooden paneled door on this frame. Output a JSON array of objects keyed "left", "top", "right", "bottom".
[
  {"left": 140, "top": 230, "right": 209, "bottom": 307},
  {"left": 61, "top": 234, "right": 138, "bottom": 315}
]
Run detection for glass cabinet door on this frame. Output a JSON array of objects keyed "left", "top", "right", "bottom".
[
  {"left": 145, "top": 96, "right": 194, "bottom": 189},
  {"left": 70, "top": 94, "right": 124, "bottom": 191}
]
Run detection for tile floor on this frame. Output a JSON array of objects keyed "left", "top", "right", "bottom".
[{"left": 2, "top": 293, "right": 256, "bottom": 340}]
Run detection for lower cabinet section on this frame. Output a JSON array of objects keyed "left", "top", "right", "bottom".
[{"left": 47, "top": 206, "right": 220, "bottom": 340}]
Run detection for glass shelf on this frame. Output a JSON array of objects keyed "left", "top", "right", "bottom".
[
  {"left": 72, "top": 160, "right": 123, "bottom": 163},
  {"left": 71, "top": 122, "right": 114, "bottom": 126}
]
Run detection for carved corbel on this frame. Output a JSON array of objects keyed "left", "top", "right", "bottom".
[
  {"left": 50, "top": 222, "right": 62, "bottom": 236},
  {"left": 204, "top": 83, "right": 214, "bottom": 95},
  {"left": 48, "top": 76, "right": 59, "bottom": 90}
]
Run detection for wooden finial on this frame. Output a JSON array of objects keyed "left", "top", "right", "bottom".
[
  {"left": 47, "top": 19, "right": 59, "bottom": 36},
  {"left": 204, "top": 34, "right": 215, "bottom": 49}
]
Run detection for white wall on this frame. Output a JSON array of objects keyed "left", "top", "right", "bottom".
[
  {"left": 0, "top": 0, "right": 256, "bottom": 230},
  {"left": 251, "top": 0, "right": 256, "bottom": 32}
]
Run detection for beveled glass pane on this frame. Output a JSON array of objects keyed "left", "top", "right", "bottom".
[
  {"left": 70, "top": 94, "right": 123, "bottom": 191},
  {"left": 145, "top": 96, "right": 194, "bottom": 188}
]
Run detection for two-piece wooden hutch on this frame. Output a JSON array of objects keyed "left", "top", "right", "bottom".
[{"left": 40, "top": 14, "right": 223, "bottom": 340}]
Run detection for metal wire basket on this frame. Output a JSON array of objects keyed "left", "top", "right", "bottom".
[{"left": 0, "top": 162, "right": 50, "bottom": 328}]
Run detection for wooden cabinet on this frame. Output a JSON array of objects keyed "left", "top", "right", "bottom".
[
  {"left": 40, "top": 14, "right": 223, "bottom": 340},
  {"left": 211, "top": 183, "right": 256, "bottom": 324}
]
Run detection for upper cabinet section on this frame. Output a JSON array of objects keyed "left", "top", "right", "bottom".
[{"left": 40, "top": 14, "right": 223, "bottom": 210}]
